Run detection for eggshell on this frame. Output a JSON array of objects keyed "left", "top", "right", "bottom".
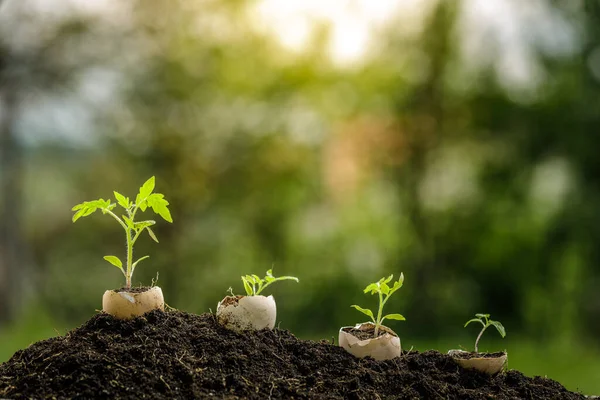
[
  {"left": 448, "top": 349, "right": 507, "bottom": 375},
  {"left": 339, "top": 322, "right": 401, "bottom": 361},
  {"left": 216, "top": 295, "right": 277, "bottom": 332},
  {"left": 102, "top": 286, "right": 164, "bottom": 319}
]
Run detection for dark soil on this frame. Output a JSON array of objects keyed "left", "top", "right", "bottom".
[
  {"left": 114, "top": 286, "right": 154, "bottom": 293},
  {"left": 0, "top": 310, "right": 587, "bottom": 399},
  {"left": 341, "top": 324, "right": 391, "bottom": 340},
  {"left": 219, "top": 295, "right": 243, "bottom": 307},
  {"left": 451, "top": 351, "right": 506, "bottom": 360}
]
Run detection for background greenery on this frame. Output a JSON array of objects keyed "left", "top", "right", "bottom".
[{"left": 1, "top": 0, "right": 600, "bottom": 395}]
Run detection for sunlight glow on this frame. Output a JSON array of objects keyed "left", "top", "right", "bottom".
[{"left": 252, "top": 0, "right": 409, "bottom": 66}]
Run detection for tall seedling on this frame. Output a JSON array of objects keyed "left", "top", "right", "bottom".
[{"left": 72, "top": 177, "right": 172, "bottom": 289}]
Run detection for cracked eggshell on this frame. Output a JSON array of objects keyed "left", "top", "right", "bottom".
[
  {"left": 216, "top": 295, "right": 276, "bottom": 332},
  {"left": 338, "top": 322, "right": 401, "bottom": 361},
  {"left": 102, "top": 286, "right": 164, "bottom": 320},
  {"left": 448, "top": 349, "right": 507, "bottom": 375}
]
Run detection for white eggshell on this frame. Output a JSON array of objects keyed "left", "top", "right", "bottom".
[
  {"left": 339, "top": 322, "right": 401, "bottom": 361},
  {"left": 216, "top": 295, "right": 276, "bottom": 332},
  {"left": 448, "top": 349, "right": 507, "bottom": 375},
  {"left": 102, "top": 286, "right": 164, "bottom": 320}
]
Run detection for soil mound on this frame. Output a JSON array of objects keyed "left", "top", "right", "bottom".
[{"left": 0, "top": 310, "right": 586, "bottom": 399}]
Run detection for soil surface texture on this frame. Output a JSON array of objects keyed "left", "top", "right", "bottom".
[
  {"left": 0, "top": 310, "right": 587, "bottom": 399},
  {"left": 114, "top": 286, "right": 154, "bottom": 293},
  {"left": 450, "top": 351, "right": 507, "bottom": 360},
  {"left": 342, "top": 324, "right": 395, "bottom": 340}
]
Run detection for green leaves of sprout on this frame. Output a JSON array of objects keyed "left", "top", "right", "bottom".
[
  {"left": 72, "top": 176, "right": 172, "bottom": 289},
  {"left": 351, "top": 273, "right": 406, "bottom": 338},
  {"left": 464, "top": 313, "right": 506, "bottom": 353},
  {"left": 239, "top": 269, "right": 299, "bottom": 296}
]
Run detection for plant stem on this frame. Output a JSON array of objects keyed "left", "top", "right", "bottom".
[
  {"left": 374, "top": 291, "right": 383, "bottom": 337},
  {"left": 105, "top": 210, "right": 131, "bottom": 287},
  {"left": 126, "top": 227, "right": 133, "bottom": 289},
  {"left": 474, "top": 324, "right": 488, "bottom": 353}
]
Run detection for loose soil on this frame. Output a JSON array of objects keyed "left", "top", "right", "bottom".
[
  {"left": 114, "top": 286, "right": 154, "bottom": 293},
  {"left": 451, "top": 351, "right": 507, "bottom": 360},
  {"left": 219, "top": 295, "right": 244, "bottom": 307},
  {"left": 342, "top": 324, "right": 394, "bottom": 340},
  {"left": 0, "top": 310, "right": 587, "bottom": 399}
]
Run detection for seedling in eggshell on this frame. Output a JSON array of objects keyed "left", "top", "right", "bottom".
[
  {"left": 71, "top": 176, "right": 173, "bottom": 290},
  {"left": 464, "top": 313, "right": 506, "bottom": 353},
  {"left": 351, "top": 273, "right": 406, "bottom": 338},
  {"left": 240, "top": 269, "right": 299, "bottom": 296}
]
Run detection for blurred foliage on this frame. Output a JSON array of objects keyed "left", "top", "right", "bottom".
[{"left": 1, "top": 0, "right": 600, "bottom": 394}]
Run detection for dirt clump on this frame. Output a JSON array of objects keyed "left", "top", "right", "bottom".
[{"left": 0, "top": 310, "right": 587, "bottom": 399}]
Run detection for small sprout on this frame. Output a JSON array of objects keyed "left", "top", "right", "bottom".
[
  {"left": 464, "top": 313, "right": 506, "bottom": 353},
  {"left": 72, "top": 176, "right": 173, "bottom": 289},
  {"left": 239, "top": 269, "right": 299, "bottom": 296},
  {"left": 351, "top": 273, "right": 406, "bottom": 338}
]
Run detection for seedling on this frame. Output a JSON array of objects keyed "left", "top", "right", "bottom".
[
  {"left": 71, "top": 176, "right": 173, "bottom": 290},
  {"left": 239, "top": 269, "right": 299, "bottom": 296},
  {"left": 351, "top": 274, "right": 406, "bottom": 337},
  {"left": 464, "top": 313, "right": 506, "bottom": 353}
]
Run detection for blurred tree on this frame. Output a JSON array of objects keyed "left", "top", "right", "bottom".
[{"left": 0, "top": 46, "right": 22, "bottom": 324}]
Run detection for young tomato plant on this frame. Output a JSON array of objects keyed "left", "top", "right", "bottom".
[
  {"left": 464, "top": 313, "right": 506, "bottom": 353},
  {"left": 352, "top": 274, "right": 406, "bottom": 337},
  {"left": 71, "top": 176, "right": 173, "bottom": 290},
  {"left": 239, "top": 269, "right": 299, "bottom": 296}
]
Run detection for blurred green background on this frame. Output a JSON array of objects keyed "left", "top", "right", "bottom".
[{"left": 1, "top": 0, "right": 600, "bottom": 395}]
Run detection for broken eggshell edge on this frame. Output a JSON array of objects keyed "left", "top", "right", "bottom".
[
  {"left": 448, "top": 349, "right": 507, "bottom": 375},
  {"left": 216, "top": 294, "right": 277, "bottom": 332},
  {"left": 102, "top": 286, "right": 165, "bottom": 320},
  {"left": 339, "top": 322, "right": 401, "bottom": 361}
]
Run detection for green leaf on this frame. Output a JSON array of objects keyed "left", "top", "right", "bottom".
[
  {"left": 134, "top": 220, "right": 156, "bottom": 230},
  {"left": 380, "top": 282, "right": 390, "bottom": 295},
  {"left": 139, "top": 200, "right": 148, "bottom": 212},
  {"left": 72, "top": 203, "right": 86, "bottom": 211},
  {"left": 464, "top": 318, "right": 484, "bottom": 328},
  {"left": 114, "top": 191, "right": 129, "bottom": 209},
  {"left": 131, "top": 255, "right": 150, "bottom": 272},
  {"left": 382, "top": 274, "right": 394, "bottom": 285},
  {"left": 351, "top": 305, "right": 375, "bottom": 322},
  {"left": 82, "top": 206, "right": 97, "bottom": 217},
  {"left": 158, "top": 207, "right": 172, "bottom": 222},
  {"left": 489, "top": 320, "right": 506, "bottom": 338},
  {"left": 146, "top": 193, "right": 165, "bottom": 205},
  {"left": 123, "top": 215, "right": 134, "bottom": 229},
  {"left": 383, "top": 313, "right": 406, "bottom": 321},
  {"left": 72, "top": 208, "right": 88, "bottom": 222},
  {"left": 363, "top": 283, "right": 379, "bottom": 294},
  {"left": 103, "top": 256, "right": 123, "bottom": 271},
  {"left": 252, "top": 274, "right": 263, "bottom": 285},
  {"left": 389, "top": 278, "right": 403, "bottom": 296},
  {"left": 148, "top": 196, "right": 173, "bottom": 223},
  {"left": 139, "top": 176, "right": 155, "bottom": 200},
  {"left": 274, "top": 276, "right": 299, "bottom": 283},
  {"left": 147, "top": 227, "right": 159, "bottom": 243},
  {"left": 475, "top": 313, "right": 490, "bottom": 319},
  {"left": 241, "top": 276, "right": 253, "bottom": 295}
]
